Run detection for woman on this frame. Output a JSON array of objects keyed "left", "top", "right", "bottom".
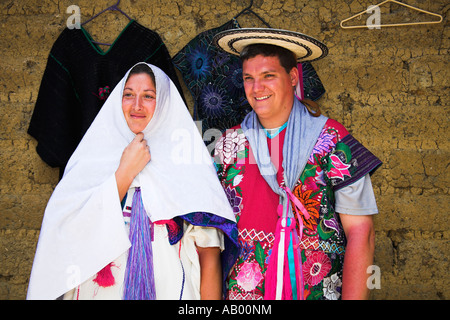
[{"left": 27, "top": 63, "right": 238, "bottom": 300}]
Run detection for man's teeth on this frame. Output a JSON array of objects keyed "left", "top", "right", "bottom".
[{"left": 255, "top": 95, "right": 271, "bottom": 101}]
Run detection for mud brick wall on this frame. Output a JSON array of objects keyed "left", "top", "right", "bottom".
[{"left": 0, "top": 0, "right": 448, "bottom": 299}]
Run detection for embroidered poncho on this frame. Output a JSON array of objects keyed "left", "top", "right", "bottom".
[
  {"left": 28, "top": 20, "right": 184, "bottom": 174},
  {"left": 214, "top": 118, "right": 382, "bottom": 300}
]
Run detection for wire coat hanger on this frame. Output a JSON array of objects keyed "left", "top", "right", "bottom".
[
  {"left": 340, "top": 0, "right": 443, "bottom": 29},
  {"left": 233, "top": 0, "right": 272, "bottom": 28},
  {"left": 81, "top": 0, "right": 132, "bottom": 46},
  {"left": 82, "top": 0, "right": 132, "bottom": 26}
]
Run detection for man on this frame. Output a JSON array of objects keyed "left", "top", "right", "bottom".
[{"left": 213, "top": 29, "right": 382, "bottom": 300}]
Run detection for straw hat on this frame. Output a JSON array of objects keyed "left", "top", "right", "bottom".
[{"left": 213, "top": 28, "right": 328, "bottom": 62}]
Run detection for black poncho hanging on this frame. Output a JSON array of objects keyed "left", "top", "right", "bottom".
[{"left": 28, "top": 20, "right": 184, "bottom": 176}]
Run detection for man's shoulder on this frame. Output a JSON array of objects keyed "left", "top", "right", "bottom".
[{"left": 323, "top": 118, "right": 349, "bottom": 139}]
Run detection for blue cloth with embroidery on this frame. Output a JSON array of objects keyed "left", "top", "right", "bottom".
[{"left": 173, "top": 20, "right": 250, "bottom": 138}]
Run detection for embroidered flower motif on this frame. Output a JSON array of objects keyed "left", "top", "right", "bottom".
[
  {"left": 233, "top": 174, "right": 244, "bottom": 186},
  {"left": 323, "top": 217, "right": 341, "bottom": 235},
  {"left": 239, "top": 240, "right": 255, "bottom": 261},
  {"left": 323, "top": 273, "right": 342, "bottom": 300},
  {"left": 224, "top": 60, "right": 245, "bottom": 97},
  {"left": 303, "top": 251, "right": 332, "bottom": 286},
  {"left": 315, "top": 167, "right": 327, "bottom": 186},
  {"left": 225, "top": 186, "right": 242, "bottom": 214},
  {"left": 186, "top": 45, "right": 212, "bottom": 81},
  {"left": 292, "top": 183, "right": 320, "bottom": 230},
  {"left": 215, "top": 130, "right": 246, "bottom": 165},
  {"left": 326, "top": 154, "right": 351, "bottom": 180},
  {"left": 93, "top": 86, "right": 110, "bottom": 100},
  {"left": 200, "top": 83, "right": 232, "bottom": 119},
  {"left": 304, "top": 176, "right": 319, "bottom": 192},
  {"left": 213, "top": 50, "right": 230, "bottom": 70},
  {"left": 309, "top": 130, "right": 336, "bottom": 162},
  {"left": 236, "top": 261, "right": 263, "bottom": 292}
]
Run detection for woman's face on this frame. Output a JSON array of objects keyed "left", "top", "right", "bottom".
[{"left": 122, "top": 73, "right": 156, "bottom": 134}]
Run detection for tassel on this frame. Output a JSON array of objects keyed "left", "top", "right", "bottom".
[
  {"left": 282, "top": 219, "right": 294, "bottom": 300},
  {"left": 288, "top": 225, "right": 305, "bottom": 300},
  {"left": 264, "top": 206, "right": 282, "bottom": 300},
  {"left": 264, "top": 223, "right": 280, "bottom": 299},
  {"left": 93, "top": 262, "right": 115, "bottom": 288},
  {"left": 287, "top": 231, "right": 297, "bottom": 299},
  {"left": 264, "top": 205, "right": 294, "bottom": 300},
  {"left": 264, "top": 198, "right": 306, "bottom": 300},
  {"left": 123, "top": 187, "right": 156, "bottom": 300}
]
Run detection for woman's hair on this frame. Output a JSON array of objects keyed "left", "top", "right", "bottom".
[
  {"left": 240, "top": 43, "right": 297, "bottom": 74},
  {"left": 126, "top": 63, "right": 156, "bottom": 85}
]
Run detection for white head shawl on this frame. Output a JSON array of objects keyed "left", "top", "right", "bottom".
[{"left": 27, "top": 63, "right": 235, "bottom": 300}]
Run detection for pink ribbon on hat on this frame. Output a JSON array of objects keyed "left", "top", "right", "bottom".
[{"left": 294, "top": 63, "right": 304, "bottom": 101}]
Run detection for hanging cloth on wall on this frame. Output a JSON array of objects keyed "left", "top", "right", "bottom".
[
  {"left": 173, "top": 6, "right": 325, "bottom": 144},
  {"left": 173, "top": 19, "right": 251, "bottom": 140},
  {"left": 28, "top": 20, "right": 184, "bottom": 177}
]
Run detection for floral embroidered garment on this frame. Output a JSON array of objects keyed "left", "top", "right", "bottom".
[{"left": 214, "top": 119, "right": 382, "bottom": 300}]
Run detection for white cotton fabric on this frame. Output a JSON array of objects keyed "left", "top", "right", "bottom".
[
  {"left": 335, "top": 174, "right": 378, "bottom": 215},
  {"left": 63, "top": 224, "right": 223, "bottom": 300},
  {"left": 27, "top": 63, "right": 235, "bottom": 300},
  {"left": 63, "top": 188, "right": 224, "bottom": 300}
]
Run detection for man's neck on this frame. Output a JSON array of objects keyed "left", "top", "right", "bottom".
[{"left": 258, "top": 101, "right": 294, "bottom": 129}]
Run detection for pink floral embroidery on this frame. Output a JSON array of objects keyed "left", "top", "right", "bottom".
[
  {"left": 92, "top": 86, "right": 110, "bottom": 100},
  {"left": 236, "top": 261, "right": 263, "bottom": 292},
  {"left": 303, "top": 251, "right": 332, "bottom": 286},
  {"left": 326, "top": 154, "right": 351, "bottom": 180}
]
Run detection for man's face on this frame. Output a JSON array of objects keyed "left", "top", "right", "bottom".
[{"left": 242, "top": 54, "right": 298, "bottom": 128}]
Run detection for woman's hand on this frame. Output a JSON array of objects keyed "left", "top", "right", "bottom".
[{"left": 115, "top": 133, "right": 151, "bottom": 200}]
